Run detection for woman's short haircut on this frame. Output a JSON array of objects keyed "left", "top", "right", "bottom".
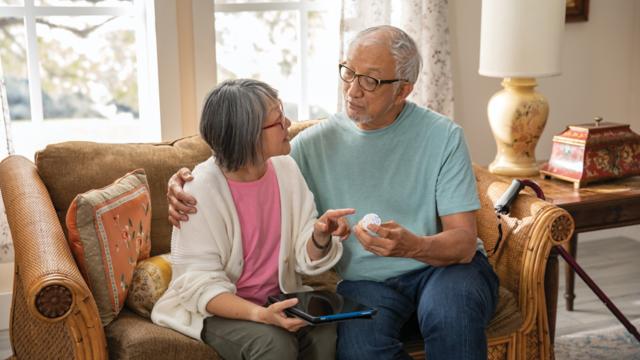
[
  {"left": 350, "top": 25, "right": 423, "bottom": 84},
  {"left": 199, "top": 79, "right": 278, "bottom": 172}
]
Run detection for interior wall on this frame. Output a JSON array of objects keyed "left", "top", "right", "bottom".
[
  {"left": 449, "top": 0, "right": 640, "bottom": 240},
  {"left": 450, "top": 0, "right": 640, "bottom": 167}
]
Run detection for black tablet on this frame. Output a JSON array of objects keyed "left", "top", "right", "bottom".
[{"left": 267, "top": 290, "right": 377, "bottom": 324}]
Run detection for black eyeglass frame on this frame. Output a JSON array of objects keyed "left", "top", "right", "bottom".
[{"left": 338, "top": 64, "right": 407, "bottom": 92}]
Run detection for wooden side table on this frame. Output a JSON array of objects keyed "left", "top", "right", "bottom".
[{"left": 493, "top": 173, "right": 640, "bottom": 308}]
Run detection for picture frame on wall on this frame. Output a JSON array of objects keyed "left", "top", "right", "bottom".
[{"left": 566, "top": 0, "right": 589, "bottom": 22}]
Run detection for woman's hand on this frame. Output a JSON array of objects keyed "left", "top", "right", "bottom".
[
  {"left": 167, "top": 167, "right": 197, "bottom": 228},
  {"left": 313, "top": 208, "right": 356, "bottom": 246},
  {"left": 254, "top": 298, "right": 308, "bottom": 332},
  {"left": 308, "top": 208, "right": 356, "bottom": 260}
]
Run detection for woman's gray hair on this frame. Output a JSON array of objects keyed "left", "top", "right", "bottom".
[
  {"left": 350, "top": 25, "right": 422, "bottom": 84},
  {"left": 199, "top": 79, "right": 278, "bottom": 172}
]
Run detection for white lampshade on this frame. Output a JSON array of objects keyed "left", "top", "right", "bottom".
[{"left": 479, "top": 0, "right": 566, "bottom": 78}]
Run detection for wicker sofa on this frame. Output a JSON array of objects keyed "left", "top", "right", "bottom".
[{"left": 0, "top": 120, "right": 573, "bottom": 360}]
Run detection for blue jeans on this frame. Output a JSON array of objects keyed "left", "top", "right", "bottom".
[{"left": 336, "top": 252, "right": 499, "bottom": 360}]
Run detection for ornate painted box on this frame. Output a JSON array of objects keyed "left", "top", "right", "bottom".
[{"left": 540, "top": 117, "right": 640, "bottom": 189}]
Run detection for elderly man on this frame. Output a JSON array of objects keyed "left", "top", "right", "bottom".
[{"left": 168, "top": 25, "right": 498, "bottom": 360}]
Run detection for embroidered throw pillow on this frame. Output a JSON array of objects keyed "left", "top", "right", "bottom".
[
  {"left": 126, "top": 253, "right": 172, "bottom": 318},
  {"left": 66, "top": 169, "right": 152, "bottom": 326}
]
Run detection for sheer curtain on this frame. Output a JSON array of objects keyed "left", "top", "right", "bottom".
[
  {"left": 0, "top": 198, "right": 11, "bottom": 264},
  {"left": 339, "top": 0, "right": 454, "bottom": 118},
  {"left": 1, "top": 63, "right": 14, "bottom": 264}
]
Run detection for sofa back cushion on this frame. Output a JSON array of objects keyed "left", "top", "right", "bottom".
[
  {"left": 36, "top": 136, "right": 211, "bottom": 255},
  {"left": 35, "top": 120, "right": 317, "bottom": 257}
]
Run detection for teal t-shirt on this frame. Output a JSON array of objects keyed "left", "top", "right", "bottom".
[{"left": 291, "top": 102, "right": 482, "bottom": 281}]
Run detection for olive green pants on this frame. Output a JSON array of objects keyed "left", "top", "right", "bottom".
[{"left": 201, "top": 316, "right": 336, "bottom": 360}]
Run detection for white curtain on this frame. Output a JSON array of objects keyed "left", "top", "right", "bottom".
[
  {"left": 0, "top": 64, "right": 14, "bottom": 264},
  {"left": 339, "top": 0, "right": 454, "bottom": 118},
  {"left": 0, "top": 198, "right": 12, "bottom": 264}
]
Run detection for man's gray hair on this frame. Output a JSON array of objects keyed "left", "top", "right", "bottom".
[
  {"left": 350, "top": 25, "right": 422, "bottom": 84},
  {"left": 199, "top": 79, "right": 278, "bottom": 172}
]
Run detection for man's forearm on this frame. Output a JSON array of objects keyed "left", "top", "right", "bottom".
[{"left": 410, "top": 228, "right": 477, "bottom": 267}]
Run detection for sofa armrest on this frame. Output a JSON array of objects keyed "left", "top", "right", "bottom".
[
  {"left": 509, "top": 195, "right": 572, "bottom": 322},
  {"left": 0, "top": 155, "right": 107, "bottom": 359},
  {"left": 473, "top": 165, "right": 573, "bottom": 356}
]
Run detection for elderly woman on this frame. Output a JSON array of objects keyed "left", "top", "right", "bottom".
[{"left": 151, "top": 79, "right": 354, "bottom": 360}]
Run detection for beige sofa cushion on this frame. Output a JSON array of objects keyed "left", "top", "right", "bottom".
[{"left": 105, "top": 308, "right": 219, "bottom": 360}]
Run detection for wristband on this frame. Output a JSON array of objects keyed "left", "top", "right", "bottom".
[{"left": 311, "top": 233, "right": 331, "bottom": 250}]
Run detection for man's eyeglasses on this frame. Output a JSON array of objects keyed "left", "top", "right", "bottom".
[
  {"left": 338, "top": 64, "right": 407, "bottom": 92},
  {"left": 262, "top": 101, "right": 286, "bottom": 130}
]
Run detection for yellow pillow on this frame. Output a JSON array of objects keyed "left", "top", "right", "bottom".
[{"left": 126, "top": 254, "right": 171, "bottom": 318}]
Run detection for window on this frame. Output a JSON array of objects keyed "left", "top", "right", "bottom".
[
  {"left": 214, "top": 0, "right": 340, "bottom": 121},
  {"left": 0, "top": 0, "right": 159, "bottom": 159}
]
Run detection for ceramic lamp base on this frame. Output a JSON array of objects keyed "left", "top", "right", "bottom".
[
  {"left": 489, "top": 160, "right": 540, "bottom": 177},
  {"left": 487, "top": 77, "right": 549, "bottom": 176}
]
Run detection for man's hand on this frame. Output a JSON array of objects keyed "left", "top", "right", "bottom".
[
  {"left": 354, "top": 212, "right": 477, "bottom": 266},
  {"left": 167, "top": 167, "right": 197, "bottom": 228},
  {"left": 353, "top": 220, "right": 420, "bottom": 258}
]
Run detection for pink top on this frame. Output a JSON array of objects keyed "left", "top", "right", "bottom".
[{"left": 227, "top": 160, "right": 282, "bottom": 305}]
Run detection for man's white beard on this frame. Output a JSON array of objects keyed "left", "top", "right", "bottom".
[{"left": 343, "top": 102, "right": 373, "bottom": 125}]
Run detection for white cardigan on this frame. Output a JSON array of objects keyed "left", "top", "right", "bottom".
[{"left": 151, "top": 156, "right": 343, "bottom": 340}]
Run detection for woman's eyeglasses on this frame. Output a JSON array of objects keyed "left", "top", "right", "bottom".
[
  {"left": 262, "top": 101, "right": 286, "bottom": 130},
  {"left": 262, "top": 120, "right": 284, "bottom": 130}
]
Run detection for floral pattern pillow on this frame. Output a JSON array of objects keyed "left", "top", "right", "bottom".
[{"left": 66, "top": 169, "right": 152, "bottom": 326}]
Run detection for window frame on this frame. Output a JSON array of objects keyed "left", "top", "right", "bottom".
[
  {"left": 0, "top": 0, "right": 161, "bottom": 156},
  {"left": 214, "top": 0, "right": 338, "bottom": 120}
]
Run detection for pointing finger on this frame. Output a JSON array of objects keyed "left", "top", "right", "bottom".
[{"left": 324, "top": 208, "right": 356, "bottom": 220}]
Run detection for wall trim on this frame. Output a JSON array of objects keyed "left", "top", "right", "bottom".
[
  {"left": 0, "top": 291, "right": 10, "bottom": 331},
  {"left": 0, "top": 261, "right": 12, "bottom": 331}
]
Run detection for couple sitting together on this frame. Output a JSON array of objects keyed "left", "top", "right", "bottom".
[{"left": 151, "top": 25, "right": 499, "bottom": 360}]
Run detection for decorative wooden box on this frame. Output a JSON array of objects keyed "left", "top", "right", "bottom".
[{"left": 540, "top": 117, "right": 640, "bottom": 189}]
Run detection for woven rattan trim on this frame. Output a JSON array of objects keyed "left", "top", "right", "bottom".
[
  {"left": 488, "top": 342, "right": 507, "bottom": 360},
  {"left": 0, "top": 157, "right": 86, "bottom": 290},
  {"left": 11, "top": 276, "right": 75, "bottom": 359},
  {"left": 525, "top": 322, "right": 541, "bottom": 360}
]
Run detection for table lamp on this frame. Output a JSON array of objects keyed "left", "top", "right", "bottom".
[{"left": 479, "top": 0, "right": 565, "bottom": 176}]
